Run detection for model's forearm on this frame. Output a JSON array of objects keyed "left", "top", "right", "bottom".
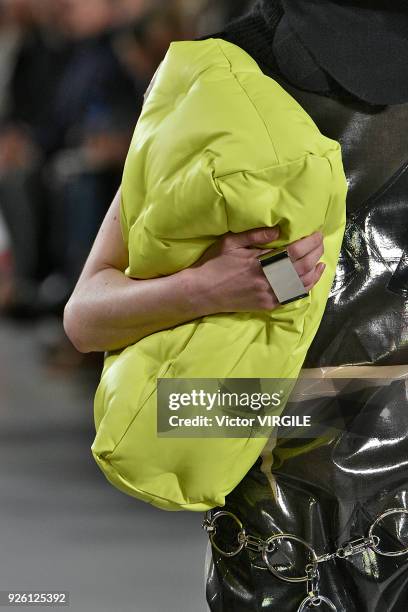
[{"left": 64, "top": 266, "right": 206, "bottom": 353}]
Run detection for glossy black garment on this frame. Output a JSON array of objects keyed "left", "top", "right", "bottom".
[
  {"left": 263, "top": 56, "right": 408, "bottom": 367},
  {"left": 207, "top": 381, "right": 408, "bottom": 612},
  {"left": 298, "top": 91, "right": 408, "bottom": 367},
  {"left": 206, "top": 378, "right": 408, "bottom": 611},
  {"left": 205, "top": 7, "right": 408, "bottom": 611}
]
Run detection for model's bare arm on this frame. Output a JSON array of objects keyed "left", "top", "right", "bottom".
[
  {"left": 64, "top": 188, "right": 211, "bottom": 353},
  {"left": 63, "top": 188, "right": 325, "bottom": 353}
]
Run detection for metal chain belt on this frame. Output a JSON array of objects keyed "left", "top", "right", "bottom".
[{"left": 202, "top": 507, "right": 408, "bottom": 611}]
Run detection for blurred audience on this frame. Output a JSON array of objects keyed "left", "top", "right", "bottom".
[
  {"left": 0, "top": 0, "right": 252, "bottom": 360},
  {"left": 0, "top": 208, "right": 13, "bottom": 309}
]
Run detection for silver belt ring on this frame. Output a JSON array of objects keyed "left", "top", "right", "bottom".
[
  {"left": 298, "top": 595, "right": 337, "bottom": 611},
  {"left": 262, "top": 533, "right": 318, "bottom": 583},
  {"left": 368, "top": 507, "right": 408, "bottom": 557},
  {"left": 258, "top": 249, "right": 309, "bottom": 305},
  {"left": 209, "top": 511, "right": 246, "bottom": 557}
]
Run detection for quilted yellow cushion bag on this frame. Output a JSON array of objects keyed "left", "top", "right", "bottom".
[{"left": 91, "top": 38, "right": 348, "bottom": 511}]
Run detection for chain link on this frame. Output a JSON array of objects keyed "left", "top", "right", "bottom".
[
  {"left": 335, "top": 536, "right": 379, "bottom": 560},
  {"left": 203, "top": 507, "right": 408, "bottom": 611},
  {"left": 305, "top": 563, "right": 320, "bottom": 601},
  {"left": 238, "top": 531, "right": 271, "bottom": 553},
  {"left": 203, "top": 507, "right": 408, "bottom": 564}
]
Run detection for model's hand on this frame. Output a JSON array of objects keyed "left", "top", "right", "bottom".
[
  {"left": 64, "top": 190, "right": 327, "bottom": 353},
  {"left": 185, "top": 226, "right": 326, "bottom": 315}
]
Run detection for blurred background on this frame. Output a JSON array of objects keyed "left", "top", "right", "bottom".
[{"left": 0, "top": 1, "right": 252, "bottom": 611}]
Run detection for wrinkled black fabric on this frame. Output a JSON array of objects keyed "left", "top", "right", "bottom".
[
  {"left": 250, "top": 62, "right": 408, "bottom": 367},
  {"left": 281, "top": 0, "right": 408, "bottom": 105},
  {"left": 206, "top": 380, "right": 408, "bottom": 611},
  {"left": 291, "top": 91, "right": 408, "bottom": 367},
  {"left": 205, "top": 28, "right": 408, "bottom": 612}
]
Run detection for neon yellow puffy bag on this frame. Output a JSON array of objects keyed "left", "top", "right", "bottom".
[{"left": 92, "top": 38, "right": 348, "bottom": 511}]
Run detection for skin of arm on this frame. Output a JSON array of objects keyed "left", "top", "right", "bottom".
[{"left": 63, "top": 188, "right": 325, "bottom": 353}]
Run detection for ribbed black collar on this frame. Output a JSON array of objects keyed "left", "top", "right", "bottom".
[
  {"left": 198, "top": 0, "right": 408, "bottom": 106},
  {"left": 197, "top": 2, "right": 283, "bottom": 77}
]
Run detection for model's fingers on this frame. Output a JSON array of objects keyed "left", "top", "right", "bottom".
[
  {"left": 253, "top": 247, "right": 275, "bottom": 257},
  {"left": 303, "top": 262, "right": 326, "bottom": 291},
  {"left": 287, "top": 232, "right": 323, "bottom": 261},
  {"left": 300, "top": 266, "right": 320, "bottom": 288},
  {"left": 293, "top": 243, "right": 324, "bottom": 277},
  {"left": 223, "top": 226, "right": 280, "bottom": 249}
]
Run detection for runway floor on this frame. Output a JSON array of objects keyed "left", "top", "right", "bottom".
[{"left": 0, "top": 319, "right": 208, "bottom": 612}]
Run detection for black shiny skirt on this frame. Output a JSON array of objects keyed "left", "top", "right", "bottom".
[{"left": 205, "top": 377, "right": 408, "bottom": 611}]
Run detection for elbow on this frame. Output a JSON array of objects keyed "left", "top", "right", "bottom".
[{"left": 63, "top": 299, "right": 94, "bottom": 354}]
